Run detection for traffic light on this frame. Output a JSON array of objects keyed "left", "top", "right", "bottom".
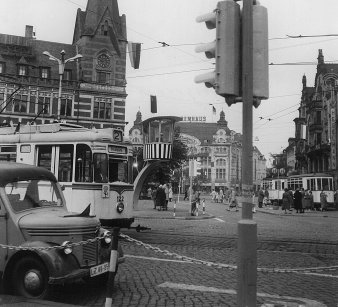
[
  {"left": 194, "top": 159, "right": 202, "bottom": 177},
  {"left": 253, "top": 3, "right": 269, "bottom": 103},
  {"left": 194, "top": 1, "right": 269, "bottom": 108},
  {"left": 194, "top": 0, "right": 240, "bottom": 105}
]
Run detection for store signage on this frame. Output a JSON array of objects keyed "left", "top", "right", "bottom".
[{"left": 182, "top": 116, "right": 206, "bottom": 122}]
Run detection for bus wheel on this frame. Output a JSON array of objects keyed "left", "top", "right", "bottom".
[{"left": 11, "top": 256, "right": 50, "bottom": 299}]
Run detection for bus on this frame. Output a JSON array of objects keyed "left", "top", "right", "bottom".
[
  {"left": 0, "top": 122, "right": 135, "bottom": 228},
  {"left": 287, "top": 173, "right": 335, "bottom": 209},
  {"left": 262, "top": 177, "right": 288, "bottom": 205}
]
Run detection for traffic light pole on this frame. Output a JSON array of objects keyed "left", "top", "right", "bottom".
[{"left": 237, "top": 0, "right": 257, "bottom": 306}]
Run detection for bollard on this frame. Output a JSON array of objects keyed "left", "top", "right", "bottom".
[
  {"left": 105, "top": 227, "right": 120, "bottom": 307},
  {"left": 202, "top": 199, "right": 205, "bottom": 215},
  {"left": 173, "top": 199, "right": 176, "bottom": 217}
]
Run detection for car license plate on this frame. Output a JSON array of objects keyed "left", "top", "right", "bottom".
[{"left": 90, "top": 262, "right": 109, "bottom": 277}]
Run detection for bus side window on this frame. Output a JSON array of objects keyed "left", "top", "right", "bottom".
[
  {"left": 58, "top": 145, "right": 73, "bottom": 182},
  {"left": 75, "top": 144, "right": 93, "bottom": 182}
]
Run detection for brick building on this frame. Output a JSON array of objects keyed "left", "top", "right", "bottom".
[{"left": 0, "top": 0, "right": 127, "bottom": 129}]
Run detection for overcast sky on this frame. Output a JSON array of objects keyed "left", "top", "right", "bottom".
[{"left": 1, "top": 0, "right": 338, "bottom": 163}]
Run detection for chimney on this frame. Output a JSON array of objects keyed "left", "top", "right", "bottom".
[{"left": 25, "top": 25, "right": 34, "bottom": 38}]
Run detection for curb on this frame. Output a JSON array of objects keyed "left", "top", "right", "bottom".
[{"left": 134, "top": 214, "right": 216, "bottom": 220}]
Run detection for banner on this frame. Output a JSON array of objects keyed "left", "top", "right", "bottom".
[
  {"left": 150, "top": 95, "right": 157, "bottom": 113},
  {"left": 128, "top": 42, "right": 141, "bottom": 69}
]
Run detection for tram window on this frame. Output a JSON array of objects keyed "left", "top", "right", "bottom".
[
  {"left": 322, "top": 178, "right": 329, "bottom": 191},
  {"left": 317, "top": 178, "right": 322, "bottom": 191},
  {"left": 93, "top": 153, "right": 108, "bottom": 183},
  {"left": 308, "top": 179, "right": 315, "bottom": 191},
  {"left": 75, "top": 144, "right": 92, "bottom": 182},
  {"left": 37, "top": 146, "right": 52, "bottom": 171},
  {"left": 58, "top": 145, "right": 73, "bottom": 182},
  {"left": 109, "top": 157, "right": 127, "bottom": 182}
]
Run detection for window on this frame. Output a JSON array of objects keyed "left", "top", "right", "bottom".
[
  {"left": 40, "top": 67, "right": 50, "bottom": 79},
  {"left": 60, "top": 97, "right": 72, "bottom": 116},
  {"left": 93, "top": 153, "right": 108, "bottom": 183},
  {"left": 18, "top": 65, "right": 28, "bottom": 76},
  {"left": 93, "top": 100, "right": 112, "bottom": 120},
  {"left": 109, "top": 156, "right": 128, "bottom": 182},
  {"left": 97, "top": 71, "right": 110, "bottom": 84},
  {"left": 75, "top": 144, "right": 92, "bottom": 182},
  {"left": 38, "top": 95, "right": 50, "bottom": 115},
  {"left": 58, "top": 145, "right": 74, "bottom": 182},
  {"left": 37, "top": 146, "right": 52, "bottom": 171},
  {"left": 13, "top": 94, "right": 28, "bottom": 113},
  {"left": 63, "top": 69, "right": 72, "bottom": 81}
]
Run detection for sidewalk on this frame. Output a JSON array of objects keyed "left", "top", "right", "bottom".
[{"left": 0, "top": 295, "right": 81, "bottom": 306}]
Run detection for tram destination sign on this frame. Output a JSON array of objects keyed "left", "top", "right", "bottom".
[{"left": 108, "top": 145, "right": 127, "bottom": 154}]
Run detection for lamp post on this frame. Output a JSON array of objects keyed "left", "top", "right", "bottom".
[{"left": 42, "top": 50, "right": 82, "bottom": 120}]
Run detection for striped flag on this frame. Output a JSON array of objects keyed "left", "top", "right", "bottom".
[
  {"left": 128, "top": 42, "right": 141, "bottom": 69},
  {"left": 151, "top": 95, "right": 157, "bottom": 113}
]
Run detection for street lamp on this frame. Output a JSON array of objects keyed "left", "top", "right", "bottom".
[{"left": 43, "top": 50, "right": 82, "bottom": 120}]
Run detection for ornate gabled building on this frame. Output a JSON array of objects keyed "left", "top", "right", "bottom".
[
  {"left": 129, "top": 110, "right": 267, "bottom": 191},
  {"left": 0, "top": 0, "right": 127, "bottom": 129},
  {"left": 292, "top": 49, "right": 338, "bottom": 185}
]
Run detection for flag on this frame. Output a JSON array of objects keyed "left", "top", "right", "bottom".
[
  {"left": 212, "top": 106, "right": 216, "bottom": 115},
  {"left": 108, "top": 26, "right": 121, "bottom": 57},
  {"left": 128, "top": 42, "right": 141, "bottom": 69},
  {"left": 150, "top": 95, "right": 157, "bottom": 113}
]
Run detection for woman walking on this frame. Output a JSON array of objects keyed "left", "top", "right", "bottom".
[{"left": 282, "top": 188, "right": 292, "bottom": 214}]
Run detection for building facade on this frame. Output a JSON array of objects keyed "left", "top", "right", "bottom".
[
  {"left": 0, "top": 0, "right": 127, "bottom": 130},
  {"left": 129, "top": 111, "right": 266, "bottom": 191},
  {"left": 292, "top": 49, "right": 338, "bottom": 185}
]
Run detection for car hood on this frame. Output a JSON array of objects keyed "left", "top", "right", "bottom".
[{"left": 18, "top": 208, "right": 100, "bottom": 234}]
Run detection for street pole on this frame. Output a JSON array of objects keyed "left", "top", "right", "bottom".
[
  {"left": 43, "top": 50, "right": 82, "bottom": 121},
  {"left": 237, "top": 0, "right": 257, "bottom": 306}
]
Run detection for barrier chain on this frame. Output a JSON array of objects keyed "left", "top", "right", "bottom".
[{"left": 120, "top": 233, "right": 338, "bottom": 274}]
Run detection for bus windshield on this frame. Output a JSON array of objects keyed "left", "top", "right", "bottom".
[{"left": 109, "top": 156, "right": 128, "bottom": 182}]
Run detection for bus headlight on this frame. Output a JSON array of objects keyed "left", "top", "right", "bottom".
[
  {"left": 61, "top": 241, "right": 73, "bottom": 255},
  {"left": 116, "top": 202, "right": 124, "bottom": 213}
]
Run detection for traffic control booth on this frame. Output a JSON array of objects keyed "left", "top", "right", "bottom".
[
  {"left": 141, "top": 116, "right": 181, "bottom": 161},
  {"left": 140, "top": 116, "right": 181, "bottom": 210}
]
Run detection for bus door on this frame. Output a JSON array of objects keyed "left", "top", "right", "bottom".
[{"left": 36, "top": 145, "right": 74, "bottom": 183}]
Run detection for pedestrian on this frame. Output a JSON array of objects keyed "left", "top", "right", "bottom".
[
  {"left": 288, "top": 189, "right": 294, "bottom": 209},
  {"left": 227, "top": 188, "right": 239, "bottom": 212},
  {"left": 308, "top": 190, "right": 314, "bottom": 210},
  {"left": 152, "top": 186, "right": 157, "bottom": 209},
  {"left": 303, "top": 189, "right": 310, "bottom": 210},
  {"left": 258, "top": 188, "right": 264, "bottom": 208},
  {"left": 191, "top": 189, "right": 200, "bottom": 216},
  {"left": 184, "top": 189, "right": 188, "bottom": 201},
  {"left": 215, "top": 191, "right": 219, "bottom": 203},
  {"left": 210, "top": 189, "right": 216, "bottom": 203},
  {"left": 168, "top": 185, "right": 173, "bottom": 202},
  {"left": 147, "top": 187, "right": 152, "bottom": 199},
  {"left": 156, "top": 185, "right": 166, "bottom": 211},
  {"left": 164, "top": 183, "right": 169, "bottom": 207},
  {"left": 282, "top": 188, "right": 292, "bottom": 214},
  {"left": 334, "top": 189, "right": 338, "bottom": 210},
  {"left": 219, "top": 188, "right": 224, "bottom": 204},
  {"left": 320, "top": 190, "right": 328, "bottom": 211},
  {"left": 293, "top": 187, "right": 303, "bottom": 213}
]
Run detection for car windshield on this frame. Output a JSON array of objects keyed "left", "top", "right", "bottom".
[{"left": 5, "top": 179, "right": 63, "bottom": 212}]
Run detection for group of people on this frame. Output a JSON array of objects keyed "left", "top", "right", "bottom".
[
  {"left": 210, "top": 188, "right": 239, "bottom": 212},
  {"left": 281, "top": 187, "right": 327, "bottom": 214},
  {"left": 149, "top": 184, "right": 173, "bottom": 211}
]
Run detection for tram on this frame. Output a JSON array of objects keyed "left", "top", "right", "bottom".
[
  {"left": 287, "top": 173, "right": 335, "bottom": 208},
  {"left": 0, "top": 122, "right": 134, "bottom": 227},
  {"left": 262, "top": 177, "right": 288, "bottom": 205}
]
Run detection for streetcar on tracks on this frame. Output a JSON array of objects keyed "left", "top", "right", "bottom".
[
  {"left": 287, "top": 173, "right": 335, "bottom": 209},
  {"left": 0, "top": 122, "right": 135, "bottom": 228},
  {"left": 262, "top": 177, "right": 288, "bottom": 205}
]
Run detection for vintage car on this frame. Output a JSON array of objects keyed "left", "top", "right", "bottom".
[{"left": 0, "top": 162, "right": 124, "bottom": 299}]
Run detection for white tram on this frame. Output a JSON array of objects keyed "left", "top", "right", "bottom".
[
  {"left": 287, "top": 173, "right": 335, "bottom": 208},
  {"left": 0, "top": 122, "right": 134, "bottom": 227},
  {"left": 262, "top": 177, "right": 288, "bottom": 205}
]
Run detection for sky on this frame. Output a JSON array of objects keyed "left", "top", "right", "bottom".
[{"left": 1, "top": 0, "right": 338, "bottom": 164}]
